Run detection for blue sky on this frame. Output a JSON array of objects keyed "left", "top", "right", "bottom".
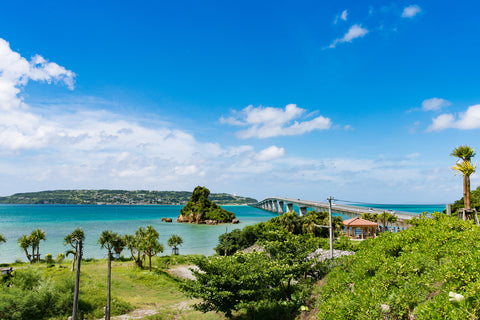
[{"left": 0, "top": 0, "right": 479, "bottom": 203}]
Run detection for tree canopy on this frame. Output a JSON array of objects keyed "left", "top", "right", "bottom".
[{"left": 178, "top": 186, "right": 236, "bottom": 223}]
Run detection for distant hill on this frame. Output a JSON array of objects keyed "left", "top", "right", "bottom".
[{"left": 0, "top": 189, "right": 258, "bottom": 205}]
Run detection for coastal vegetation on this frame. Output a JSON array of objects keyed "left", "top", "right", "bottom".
[
  {"left": 361, "top": 211, "right": 398, "bottom": 231},
  {"left": 17, "top": 229, "right": 46, "bottom": 263},
  {"left": 0, "top": 255, "right": 219, "bottom": 320},
  {"left": 177, "top": 186, "right": 237, "bottom": 223},
  {"left": 183, "top": 210, "right": 350, "bottom": 319},
  {"left": 4, "top": 206, "right": 480, "bottom": 319},
  {"left": 314, "top": 213, "right": 480, "bottom": 319},
  {"left": 124, "top": 226, "right": 165, "bottom": 270},
  {"left": 214, "top": 210, "right": 343, "bottom": 256},
  {"left": 64, "top": 228, "right": 84, "bottom": 272},
  {"left": 167, "top": 234, "right": 184, "bottom": 255},
  {"left": 0, "top": 189, "right": 257, "bottom": 205}
]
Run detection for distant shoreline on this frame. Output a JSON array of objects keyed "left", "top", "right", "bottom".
[{"left": 0, "top": 189, "right": 257, "bottom": 206}]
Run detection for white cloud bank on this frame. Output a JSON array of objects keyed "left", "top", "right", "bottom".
[
  {"left": 328, "top": 24, "right": 368, "bottom": 49},
  {"left": 0, "top": 37, "right": 290, "bottom": 194},
  {"left": 402, "top": 5, "right": 422, "bottom": 18},
  {"left": 422, "top": 98, "right": 451, "bottom": 111},
  {"left": 427, "top": 104, "right": 480, "bottom": 131},
  {"left": 220, "top": 104, "right": 332, "bottom": 139},
  {"left": 0, "top": 38, "right": 458, "bottom": 203}
]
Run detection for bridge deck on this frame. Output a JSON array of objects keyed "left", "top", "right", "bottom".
[{"left": 252, "top": 197, "right": 419, "bottom": 228}]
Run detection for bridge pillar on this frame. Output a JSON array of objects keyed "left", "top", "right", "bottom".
[
  {"left": 299, "top": 206, "right": 307, "bottom": 216},
  {"left": 272, "top": 200, "right": 278, "bottom": 213},
  {"left": 278, "top": 201, "right": 284, "bottom": 214},
  {"left": 286, "top": 203, "right": 293, "bottom": 213}
]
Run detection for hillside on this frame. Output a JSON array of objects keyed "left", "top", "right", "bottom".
[
  {"left": 313, "top": 213, "right": 480, "bottom": 319},
  {"left": 0, "top": 189, "right": 257, "bottom": 205}
]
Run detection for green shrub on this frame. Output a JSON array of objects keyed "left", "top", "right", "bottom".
[{"left": 315, "top": 213, "right": 480, "bottom": 319}]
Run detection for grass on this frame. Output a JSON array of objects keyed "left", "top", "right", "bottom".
[{"left": 8, "top": 255, "right": 226, "bottom": 320}]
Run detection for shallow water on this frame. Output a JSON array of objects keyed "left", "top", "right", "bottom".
[{"left": 0, "top": 205, "right": 277, "bottom": 263}]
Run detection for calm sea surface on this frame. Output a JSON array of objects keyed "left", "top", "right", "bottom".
[{"left": 0, "top": 203, "right": 444, "bottom": 263}]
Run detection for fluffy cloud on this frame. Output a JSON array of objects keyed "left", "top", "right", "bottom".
[
  {"left": 427, "top": 104, "right": 480, "bottom": 131},
  {"left": 255, "top": 146, "right": 285, "bottom": 162},
  {"left": 422, "top": 98, "right": 451, "bottom": 111},
  {"left": 220, "top": 104, "right": 332, "bottom": 139},
  {"left": 328, "top": 24, "right": 368, "bottom": 49},
  {"left": 334, "top": 10, "right": 348, "bottom": 24},
  {"left": 402, "top": 5, "right": 421, "bottom": 18},
  {"left": 0, "top": 37, "right": 296, "bottom": 193}
]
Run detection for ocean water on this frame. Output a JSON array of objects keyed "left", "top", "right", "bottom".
[
  {"left": 0, "top": 205, "right": 277, "bottom": 263},
  {"left": 0, "top": 203, "right": 444, "bottom": 264}
]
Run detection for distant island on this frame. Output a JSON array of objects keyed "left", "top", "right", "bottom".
[
  {"left": 0, "top": 189, "right": 257, "bottom": 206},
  {"left": 177, "top": 186, "right": 238, "bottom": 224}
]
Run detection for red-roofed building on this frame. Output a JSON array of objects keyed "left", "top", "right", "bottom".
[{"left": 343, "top": 217, "right": 378, "bottom": 239}]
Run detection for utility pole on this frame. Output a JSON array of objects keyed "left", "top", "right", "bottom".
[
  {"left": 328, "top": 196, "right": 334, "bottom": 259},
  {"left": 72, "top": 239, "right": 83, "bottom": 320}
]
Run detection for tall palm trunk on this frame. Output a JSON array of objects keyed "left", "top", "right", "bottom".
[
  {"left": 23, "top": 247, "right": 31, "bottom": 263},
  {"left": 71, "top": 255, "right": 76, "bottom": 272},
  {"left": 466, "top": 175, "right": 471, "bottom": 210},
  {"left": 31, "top": 245, "right": 36, "bottom": 263}
]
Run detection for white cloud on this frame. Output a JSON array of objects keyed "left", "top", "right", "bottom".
[
  {"left": 334, "top": 10, "right": 348, "bottom": 24},
  {"left": 255, "top": 146, "right": 285, "bottom": 162},
  {"left": 221, "top": 104, "right": 332, "bottom": 139},
  {"left": 427, "top": 104, "right": 480, "bottom": 131},
  {"left": 0, "top": 37, "right": 300, "bottom": 194},
  {"left": 421, "top": 98, "right": 451, "bottom": 111},
  {"left": 402, "top": 5, "right": 421, "bottom": 18},
  {"left": 328, "top": 24, "right": 368, "bottom": 49}
]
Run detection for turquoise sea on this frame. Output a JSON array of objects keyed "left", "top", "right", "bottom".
[
  {"left": 0, "top": 205, "right": 279, "bottom": 263},
  {"left": 0, "top": 203, "right": 445, "bottom": 263}
]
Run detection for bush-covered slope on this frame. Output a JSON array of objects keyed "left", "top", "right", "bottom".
[{"left": 315, "top": 213, "right": 480, "bottom": 319}]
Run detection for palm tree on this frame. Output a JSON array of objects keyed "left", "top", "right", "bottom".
[
  {"left": 18, "top": 235, "right": 32, "bottom": 263},
  {"left": 30, "top": 229, "right": 46, "bottom": 262},
  {"left": 124, "top": 234, "right": 142, "bottom": 267},
  {"left": 141, "top": 225, "right": 164, "bottom": 271},
  {"left": 453, "top": 161, "right": 477, "bottom": 210},
  {"left": 98, "top": 230, "right": 123, "bottom": 320},
  {"left": 64, "top": 228, "right": 85, "bottom": 271},
  {"left": 167, "top": 234, "right": 183, "bottom": 255},
  {"left": 451, "top": 145, "right": 476, "bottom": 210}
]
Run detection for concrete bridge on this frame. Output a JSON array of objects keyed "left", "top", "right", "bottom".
[{"left": 252, "top": 197, "right": 416, "bottom": 229}]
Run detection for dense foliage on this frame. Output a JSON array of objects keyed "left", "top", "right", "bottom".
[
  {"left": 179, "top": 186, "right": 236, "bottom": 222},
  {"left": 0, "top": 267, "right": 131, "bottom": 320},
  {"left": 315, "top": 213, "right": 480, "bottom": 319},
  {"left": 215, "top": 210, "right": 343, "bottom": 255},
  {"left": 0, "top": 189, "right": 257, "bottom": 205},
  {"left": 183, "top": 233, "right": 329, "bottom": 319},
  {"left": 124, "top": 226, "right": 164, "bottom": 270}
]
